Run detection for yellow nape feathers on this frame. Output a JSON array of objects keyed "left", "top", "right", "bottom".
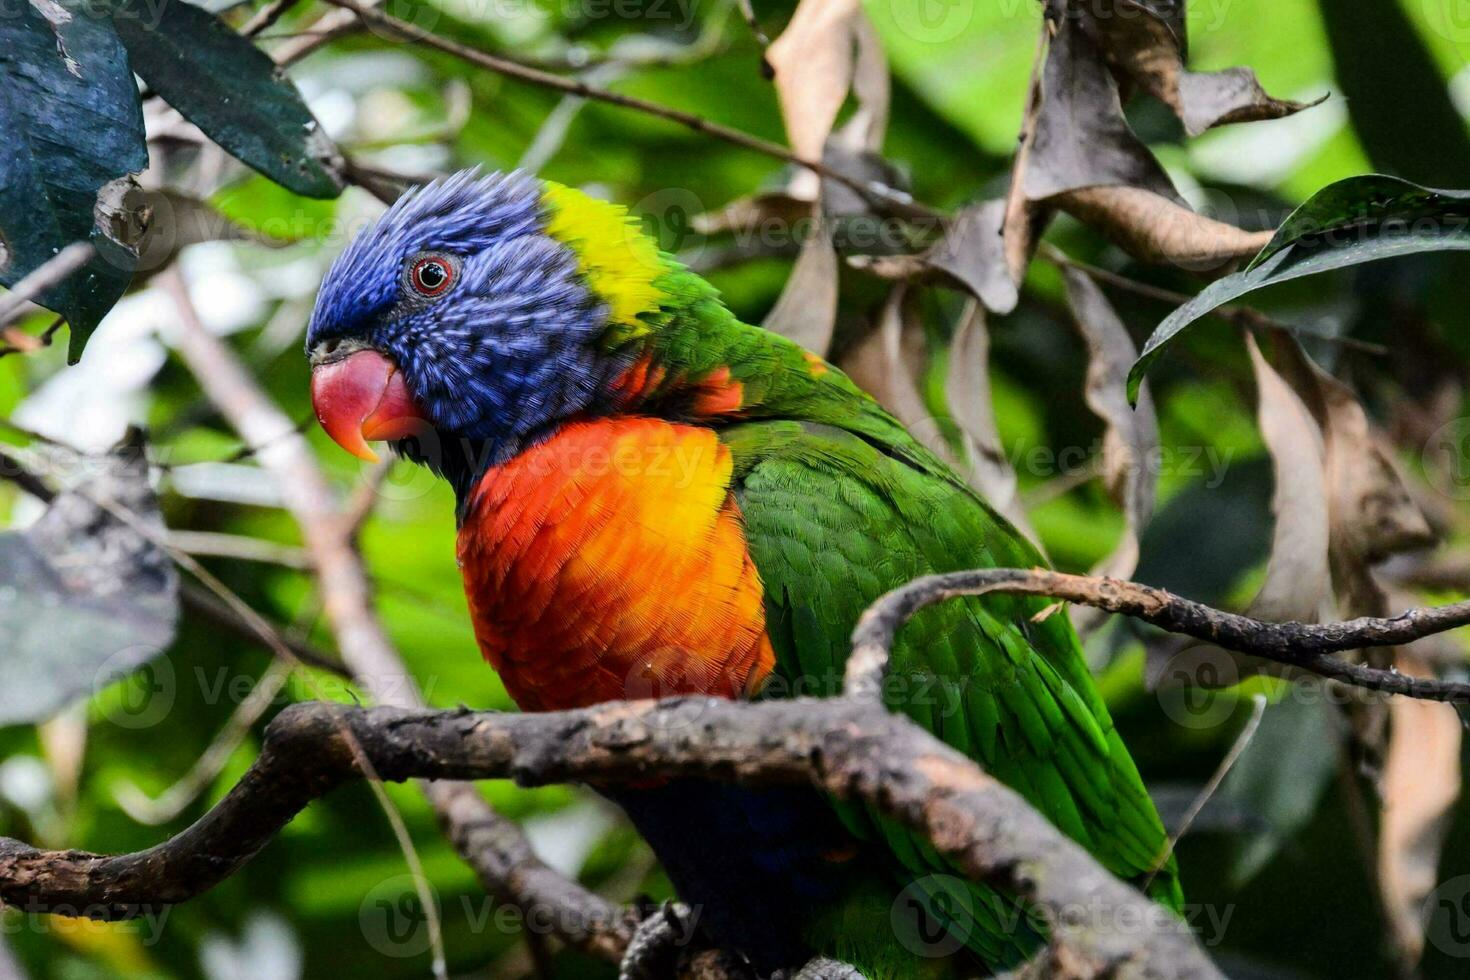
[{"left": 541, "top": 182, "right": 665, "bottom": 339}]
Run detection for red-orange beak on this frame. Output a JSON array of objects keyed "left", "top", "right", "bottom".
[{"left": 309, "top": 349, "right": 428, "bottom": 463}]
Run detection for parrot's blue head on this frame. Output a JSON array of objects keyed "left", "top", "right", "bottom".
[{"left": 306, "top": 169, "right": 663, "bottom": 486}]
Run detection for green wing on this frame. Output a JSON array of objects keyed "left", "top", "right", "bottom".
[{"left": 722, "top": 417, "right": 1182, "bottom": 970}]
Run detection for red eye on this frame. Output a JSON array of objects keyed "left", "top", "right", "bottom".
[{"left": 409, "top": 256, "right": 454, "bottom": 297}]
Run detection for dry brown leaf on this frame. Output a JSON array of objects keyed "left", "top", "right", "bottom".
[
  {"left": 843, "top": 14, "right": 890, "bottom": 153},
  {"left": 761, "top": 0, "right": 891, "bottom": 355},
  {"left": 1072, "top": 0, "right": 1317, "bottom": 136},
  {"left": 1151, "top": 335, "right": 1332, "bottom": 689},
  {"left": 944, "top": 300, "right": 1037, "bottom": 540},
  {"left": 762, "top": 209, "right": 839, "bottom": 353},
  {"left": 1061, "top": 269, "right": 1157, "bottom": 630},
  {"left": 840, "top": 285, "right": 931, "bottom": 434},
  {"left": 766, "top": 0, "right": 883, "bottom": 160},
  {"left": 692, "top": 191, "right": 814, "bottom": 237},
  {"left": 849, "top": 200, "right": 1025, "bottom": 314},
  {"left": 1056, "top": 186, "right": 1273, "bottom": 274},
  {"left": 1244, "top": 334, "right": 1333, "bottom": 625},
  {"left": 1378, "top": 651, "right": 1462, "bottom": 966},
  {"left": 1262, "top": 332, "right": 1436, "bottom": 779},
  {"left": 1025, "top": 15, "right": 1179, "bottom": 204},
  {"left": 845, "top": 293, "right": 1040, "bottom": 545},
  {"left": 1015, "top": 12, "right": 1271, "bottom": 274},
  {"left": 1265, "top": 334, "right": 1436, "bottom": 614}
]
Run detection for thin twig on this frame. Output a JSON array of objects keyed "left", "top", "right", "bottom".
[
  {"left": 0, "top": 243, "right": 94, "bottom": 328},
  {"left": 240, "top": 0, "right": 305, "bottom": 37},
  {"left": 316, "top": 0, "right": 934, "bottom": 219},
  {"left": 168, "top": 530, "right": 313, "bottom": 569},
  {"left": 734, "top": 0, "right": 768, "bottom": 47},
  {"left": 179, "top": 582, "right": 344, "bottom": 673},
  {"left": 0, "top": 317, "right": 66, "bottom": 359},
  {"left": 114, "top": 659, "right": 296, "bottom": 824},
  {"left": 1146, "top": 692, "right": 1268, "bottom": 889}
]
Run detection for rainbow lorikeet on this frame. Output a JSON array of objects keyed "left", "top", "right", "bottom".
[{"left": 305, "top": 170, "right": 1182, "bottom": 977}]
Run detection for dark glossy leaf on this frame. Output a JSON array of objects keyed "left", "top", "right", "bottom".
[
  {"left": 1128, "top": 175, "right": 1470, "bottom": 401},
  {"left": 109, "top": 0, "right": 343, "bottom": 198},
  {"left": 0, "top": 0, "right": 147, "bottom": 356},
  {"left": 0, "top": 435, "right": 178, "bottom": 726}
]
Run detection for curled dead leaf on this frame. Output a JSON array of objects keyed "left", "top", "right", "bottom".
[
  {"left": 1061, "top": 269, "right": 1157, "bottom": 628},
  {"left": 1013, "top": 11, "right": 1275, "bottom": 274},
  {"left": 1378, "top": 650, "right": 1462, "bottom": 966},
  {"left": 766, "top": 0, "right": 887, "bottom": 160},
  {"left": 762, "top": 209, "right": 839, "bottom": 354},
  {"left": 1068, "top": 0, "right": 1319, "bottom": 136},
  {"left": 944, "top": 300, "right": 1037, "bottom": 540},
  {"left": 850, "top": 200, "right": 1027, "bottom": 314},
  {"left": 1055, "top": 186, "right": 1272, "bottom": 274}
]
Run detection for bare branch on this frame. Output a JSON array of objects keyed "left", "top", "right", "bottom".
[{"left": 850, "top": 568, "right": 1470, "bottom": 702}]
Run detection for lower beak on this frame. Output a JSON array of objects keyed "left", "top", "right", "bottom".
[{"left": 309, "top": 349, "right": 428, "bottom": 463}]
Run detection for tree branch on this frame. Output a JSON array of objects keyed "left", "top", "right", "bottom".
[
  {"left": 16, "top": 558, "right": 1465, "bottom": 970},
  {"left": 0, "top": 697, "right": 1221, "bottom": 979},
  {"left": 850, "top": 568, "right": 1470, "bottom": 703}
]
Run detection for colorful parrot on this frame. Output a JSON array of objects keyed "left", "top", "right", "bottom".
[{"left": 305, "top": 170, "right": 1182, "bottom": 978}]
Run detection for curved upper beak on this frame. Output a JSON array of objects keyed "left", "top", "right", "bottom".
[{"left": 309, "top": 348, "right": 428, "bottom": 463}]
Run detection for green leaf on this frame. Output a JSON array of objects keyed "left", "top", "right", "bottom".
[
  {"left": 1127, "top": 175, "right": 1470, "bottom": 401},
  {"left": 0, "top": 0, "right": 147, "bottom": 355},
  {"left": 1217, "top": 694, "right": 1343, "bottom": 886},
  {"left": 0, "top": 434, "right": 178, "bottom": 726},
  {"left": 109, "top": 0, "right": 344, "bottom": 198}
]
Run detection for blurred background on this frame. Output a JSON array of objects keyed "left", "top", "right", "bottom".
[{"left": 3, "top": 0, "right": 1470, "bottom": 977}]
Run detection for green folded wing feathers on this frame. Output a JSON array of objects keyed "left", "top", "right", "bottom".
[{"left": 724, "top": 419, "right": 1182, "bottom": 968}]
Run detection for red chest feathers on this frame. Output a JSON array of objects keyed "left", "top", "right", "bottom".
[{"left": 456, "top": 418, "right": 775, "bottom": 712}]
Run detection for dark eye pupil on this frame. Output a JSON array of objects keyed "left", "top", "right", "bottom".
[{"left": 417, "top": 262, "right": 446, "bottom": 290}]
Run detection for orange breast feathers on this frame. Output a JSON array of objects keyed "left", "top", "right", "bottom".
[{"left": 456, "top": 418, "right": 777, "bottom": 712}]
